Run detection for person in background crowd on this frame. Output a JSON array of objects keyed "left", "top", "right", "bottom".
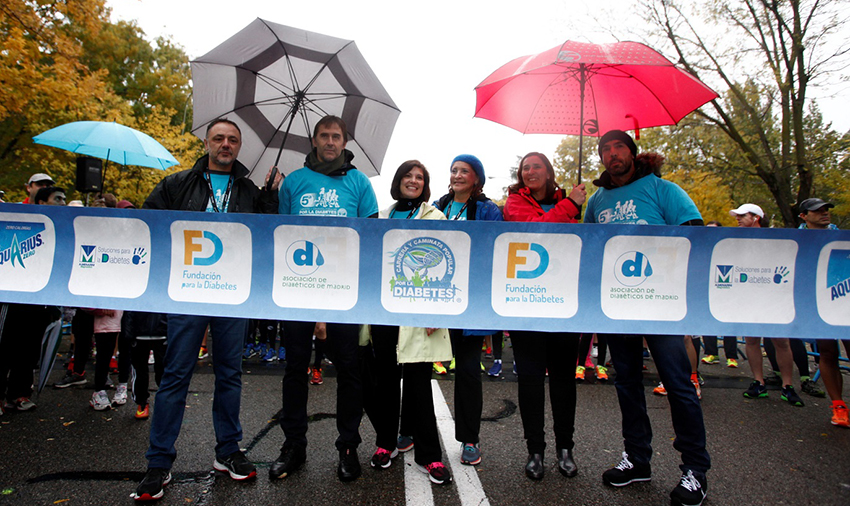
[{"left": 22, "top": 173, "right": 54, "bottom": 203}]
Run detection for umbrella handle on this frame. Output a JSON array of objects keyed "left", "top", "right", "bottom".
[{"left": 265, "top": 166, "right": 280, "bottom": 192}]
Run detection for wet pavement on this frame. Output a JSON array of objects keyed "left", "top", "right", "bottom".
[{"left": 1, "top": 340, "right": 848, "bottom": 505}]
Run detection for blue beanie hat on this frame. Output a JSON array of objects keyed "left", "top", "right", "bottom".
[{"left": 451, "top": 154, "right": 485, "bottom": 188}]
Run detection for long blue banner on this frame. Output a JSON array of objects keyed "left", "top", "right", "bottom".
[{"left": 2, "top": 203, "right": 849, "bottom": 339}]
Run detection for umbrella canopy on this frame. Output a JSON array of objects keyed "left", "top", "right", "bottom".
[
  {"left": 474, "top": 41, "right": 718, "bottom": 179},
  {"left": 33, "top": 121, "right": 179, "bottom": 170},
  {"left": 191, "top": 18, "right": 400, "bottom": 184}
]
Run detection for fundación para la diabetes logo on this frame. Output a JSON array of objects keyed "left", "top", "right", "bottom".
[{"left": 390, "top": 236, "right": 459, "bottom": 302}]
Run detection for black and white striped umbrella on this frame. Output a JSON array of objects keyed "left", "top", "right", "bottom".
[{"left": 191, "top": 18, "right": 400, "bottom": 184}]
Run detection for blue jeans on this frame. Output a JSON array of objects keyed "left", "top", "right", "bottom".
[
  {"left": 606, "top": 334, "right": 710, "bottom": 475},
  {"left": 146, "top": 315, "right": 248, "bottom": 469}
]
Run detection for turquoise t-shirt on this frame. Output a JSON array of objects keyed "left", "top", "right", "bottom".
[
  {"left": 205, "top": 172, "right": 231, "bottom": 213},
  {"left": 389, "top": 206, "right": 419, "bottom": 219},
  {"left": 278, "top": 167, "right": 378, "bottom": 217},
  {"left": 584, "top": 174, "right": 701, "bottom": 225},
  {"left": 446, "top": 200, "right": 468, "bottom": 221}
]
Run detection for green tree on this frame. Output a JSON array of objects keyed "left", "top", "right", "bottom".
[{"left": 640, "top": 0, "right": 850, "bottom": 227}]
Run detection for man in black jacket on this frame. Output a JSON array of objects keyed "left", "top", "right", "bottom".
[{"left": 133, "top": 118, "right": 280, "bottom": 502}]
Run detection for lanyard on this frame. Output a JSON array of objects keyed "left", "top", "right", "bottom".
[
  {"left": 393, "top": 206, "right": 417, "bottom": 219},
  {"left": 204, "top": 172, "right": 233, "bottom": 213},
  {"left": 444, "top": 201, "right": 469, "bottom": 220}
]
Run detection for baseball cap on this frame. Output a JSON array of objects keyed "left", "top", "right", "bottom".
[
  {"left": 799, "top": 198, "right": 834, "bottom": 213},
  {"left": 729, "top": 203, "right": 764, "bottom": 218},
  {"left": 28, "top": 173, "right": 54, "bottom": 185}
]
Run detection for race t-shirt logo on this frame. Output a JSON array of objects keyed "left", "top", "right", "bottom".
[{"left": 390, "top": 237, "right": 458, "bottom": 302}]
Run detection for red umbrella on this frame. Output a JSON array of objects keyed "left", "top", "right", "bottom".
[{"left": 474, "top": 40, "right": 718, "bottom": 181}]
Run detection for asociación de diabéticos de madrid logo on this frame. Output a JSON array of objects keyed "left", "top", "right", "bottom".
[{"left": 389, "top": 236, "right": 459, "bottom": 302}]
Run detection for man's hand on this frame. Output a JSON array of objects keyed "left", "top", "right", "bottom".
[
  {"left": 314, "top": 322, "right": 327, "bottom": 341},
  {"left": 568, "top": 183, "right": 587, "bottom": 206},
  {"left": 265, "top": 167, "right": 284, "bottom": 191}
]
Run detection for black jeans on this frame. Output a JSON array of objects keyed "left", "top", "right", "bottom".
[
  {"left": 512, "top": 330, "right": 579, "bottom": 454},
  {"left": 93, "top": 332, "right": 119, "bottom": 391},
  {"left": 450, "top": 329, "right": 483, "bottom": 444},
  {"left": 280, "top": 321, "right": 363, "bottom": 451},
  {"left": 364, "top": 325, "right": 442, "bottom": 465}
]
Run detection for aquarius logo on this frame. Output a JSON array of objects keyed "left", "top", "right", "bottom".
[
  {"left": 286, "top": 240, "right": 325, "bottom": 276},
  {"left": 0, "top": 222, "right": 45, "bottom": 268},
  {"left": 614, "top": 251, "right": 653, "bottom": 287},
  {"left": 826, "top": 249, "right": 850, "bottom": 301},
  {"left": 390, "top": 237, "right": 458, "bottom": 301},
  {"left": 507, "top": 242, "right": 549, "bottom": 279},
  {"left": 716, "top": 265, "right": 733, "bottom": 285},
  {"left": 183, "top": 230, "right": 223, "bottom": 266}
]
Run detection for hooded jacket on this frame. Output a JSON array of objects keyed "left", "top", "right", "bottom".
[{"left": 143, "top": 154, "right": 278, "bottom": 214}]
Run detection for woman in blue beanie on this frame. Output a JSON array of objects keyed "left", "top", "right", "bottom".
[{"left": 432, "top": 154, "right": 503, "bottom": 466}]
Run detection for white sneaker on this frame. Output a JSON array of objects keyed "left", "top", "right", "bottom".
[
  {"left": 90, "top": 390, "right": 111, "bottom": 411},
  {"left": 113, "top": 383, "right": 128, "bottom": 406}
]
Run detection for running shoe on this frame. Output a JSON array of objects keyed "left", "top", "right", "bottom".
[
  {"left": 691, "top": 377, "right": 702, "bottom": 400},
  {"left": 6, "top": 397, "right": 36, "bottom": 411},
  {"left": 602, "top": 452, "right": 651, "bottom": 487},
  {"left": 727, "top": 358, "right": 738, "bottom": 368},
  {"left": 397, "top": 435, "right": 414, "bottom": 452},
  {"left": 433, "top": 362, "right": 447, "bottom": 375},
  {"left": 54, "top": 370, "right": 86, "bottom": 389},
  {"left": 135, "top": 404, "right": 150, "bottom": 420},
  {"left": 831, "top": 404, "right": 850, "bottom": 428},
  {"left": 670, "top": 469, "right": 707, "bottom": 506},
  {"left": 370, "top": 447, "right": 398, "bottom": 469},
  {"left": 575, "top": 366, "right": 586, "bottom": 381},
  {"left": 591, "top": 345, "right": 598, "bottom": 358},
  {"left": 448, "top": 357, "right": 456, "bottom": 371},
  {"left": 701, "top": 355, "right": 720, "bottom": 365},
  {"left": 278, "top": 347, "right": 286, "bottom": 361},
  {"left": 800, "top": 379, "right": 826, "bottom": 398},
  {"left": 148, "top": 350, "right": 155, "bottom": 365},
  {"left": 653, "top": 383, "right": 667, "bottom": 396},
  {"left": 113, "top": 383, "right": 128, "bottom": 406},
  {"left": 488, "top": 360, "right": 502, "bottom": 377},
  {"left": 213, "top": 450, "right": 257, "bottom": 480},
  {"left": 460, "top": 443, "right": 481, "bottom": 465},
  {"left": 242, "top": 343, "right": 257, "bottom": 360},
  {"left": 743, "top": 380, "right": 768, "bottom": 399},
  {"left": 418, "top": 461, "right": 452, "bottom": 485},
  {"left": 310, "top": 367, "right": 323, "bottom": 385},
  {"left": 596, "top": 366, "right": 609, "bottom": 382},
  {"left": 198, "top": 346, "right": 209, "bottom": 360},
  {"left": 484, "top": 347, "right": 493, "bottom": 359},
  {"left": 109, "top": 356, "right": 119, "bottom": 373},
  {"left": 90, "top": 390, "right": 111, "bottom": 411},
  {"left": 781, "top": 385, "right": 805, "bottom": 407},
  {"left": 133, "top": 468, "right": 171, "bottom": 501},
  {"left": 261, "top": 347, "right": 277, "bottom": 362}
]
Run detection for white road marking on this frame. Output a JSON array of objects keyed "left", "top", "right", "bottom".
[{"left": 405, "top": 451, "right": 434, "bottom": 506}]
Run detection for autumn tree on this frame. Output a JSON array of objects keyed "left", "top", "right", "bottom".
[{"left": 638, "top": 0, "right": 850, "bottom": 227}]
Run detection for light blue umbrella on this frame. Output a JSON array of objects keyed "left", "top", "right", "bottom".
[{"left": 33, "top": 121, "right": 179, "bottom": 170}]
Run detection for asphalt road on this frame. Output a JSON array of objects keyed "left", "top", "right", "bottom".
[{"left": 1, "top": 341, "right": 848, "bottom": 506}]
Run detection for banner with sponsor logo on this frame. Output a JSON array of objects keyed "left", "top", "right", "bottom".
[{"left": 1, "top": 203, "right": 849, "bottom": 339}]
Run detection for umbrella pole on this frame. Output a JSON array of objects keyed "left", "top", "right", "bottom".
[
  {"left": 577, "top": 63, "right": 586, "bottom": 185},
  {"left": 266, "top": 97, "right": 303, "bottom": 191}
]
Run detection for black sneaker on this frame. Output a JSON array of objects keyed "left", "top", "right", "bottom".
[
  {"left": 133, "top": 468, "right": 171, "bottom": 501},
  {"left": 670, "top": 470, "right": 707, "bottom": 506},
  {"left": 800, "top": 379, "right": 826, "bottom": 398},
  {"left": 781, "top": 385, "right": 805, "bottom": 407},
  {"left": 54, "top": 370, "right": 86, "bottom": 388},
  {"left": 338, "top": 448, "right": 361, "bottom": 482},
  {"left": 602, "top": 452, "right": 651, "bottom": 487},
  {"left": 743, "top": 380, "right": 768, "bottom": 399},
  {"left": 269, "top": 446, "right": 306, "bottom": 479},
  {"left": 213, "top": 450, "right": 257, "bottom": 480}
]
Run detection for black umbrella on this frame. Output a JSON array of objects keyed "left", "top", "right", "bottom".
[{"left": 191, "top": 18, "right": 401, "bottom": 187}]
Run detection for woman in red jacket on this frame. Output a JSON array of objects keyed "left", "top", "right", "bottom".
[{"left": 502, "top": 152, "right": 587, "bottom": 480}]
